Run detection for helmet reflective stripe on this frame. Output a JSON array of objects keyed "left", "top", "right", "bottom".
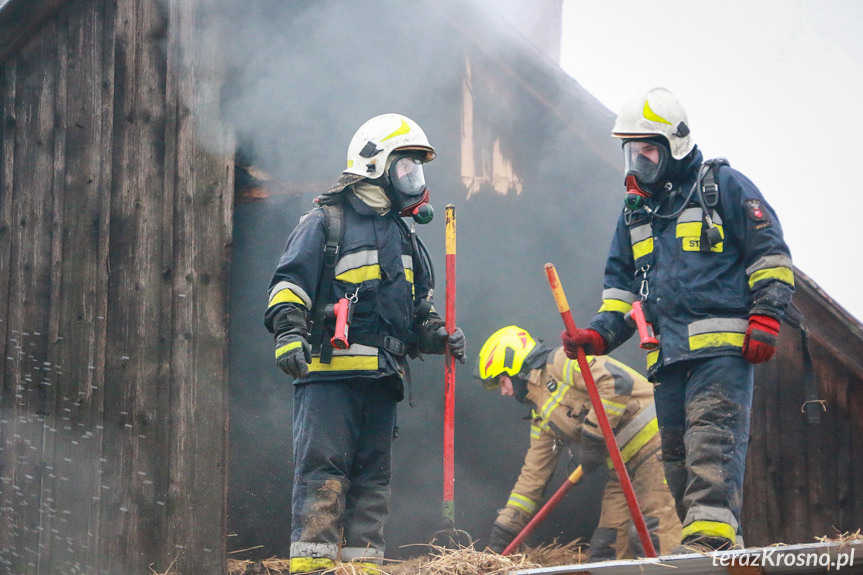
[
  {"left": 474, "top": 325, "right": 537, "bottom": 383},
  {"left": 381, "top": 119, "right": 411, "bottom": 142},
  {"left": 612, "top": 87, "right": 694, "bottom": 160},
  {"left": 345, "top": 113, "right": 436, "bottom": 180}
]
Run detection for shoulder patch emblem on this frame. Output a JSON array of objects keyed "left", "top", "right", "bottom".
[
  {"left": 546, "top": 379, "right": 558, "bottom": 393},
  {"left": 745, "top": 199, "right": 769, "bottom": 222}
]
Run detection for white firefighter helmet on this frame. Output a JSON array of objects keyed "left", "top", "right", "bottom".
[
  {"left": 345, "top": 113, "right": 436, "bottom": 179},
  {"left": 612, "top": 87, "right": 694, "bottom": 160}
]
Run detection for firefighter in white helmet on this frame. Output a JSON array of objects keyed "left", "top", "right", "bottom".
[
  {"left": 562, "top": 87, "right": 795, "bottom": 553},
  {"left": 265, "top": 113, "right": 466, "bottom": 574},
  {"left": 475, "top": 326, "right": 681, "bottom": 560}
]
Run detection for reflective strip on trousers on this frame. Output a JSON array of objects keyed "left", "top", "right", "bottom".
[
  {"left": 681, "top": 519, "right": 737, "bottom": 543},
  {"left": 341, "top": 546, "right": 385, "bottom": 563}
]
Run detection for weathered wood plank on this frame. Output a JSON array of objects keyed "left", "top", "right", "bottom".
[
  {"left": 163, "top": 0, "right": 231, "bottom": 571},
  {"left": 97, "top": 0, "right": 169, "bottom": 571},
  {"left": 1, "top": 22, "right": 59, "bottom": 573},
  {"left": 34, "top": 2, "right": 112, "bottom": 572},
  {"left": 0, "top": 57, "right": 18, "bottom": 571}
]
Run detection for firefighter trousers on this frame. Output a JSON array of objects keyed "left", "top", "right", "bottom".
[
  {"left": 290, "top": 377, "right": 398, "bottom": 571},
  {"left": 652, "top": 355, "right": 754, "bottom": 546},
  {"left": 588, "top": 446, "right": 682, "bottom": 560}
]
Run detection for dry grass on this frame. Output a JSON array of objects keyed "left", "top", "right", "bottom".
[
  {"left": 226, "top": 541, "right": 588, "bottom": 575},
  {"left": 816, "top": 528, "right": 863, "bottom": 544}
]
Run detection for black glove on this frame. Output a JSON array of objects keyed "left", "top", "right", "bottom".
[
  {"left": 487, "top": 523, "right": 518, "bottom": 554},
  {"left": 446, "top": 327, "right": 466, "bottom": 364},
  {"left": 579, "top": 434, "right": 607, "bottom": 473},
  {"left": 275, "top": 331, "right": 310, "bottom": 379},
  {"left": 273, "top": 307, "right": 311, "bottom": 380}
]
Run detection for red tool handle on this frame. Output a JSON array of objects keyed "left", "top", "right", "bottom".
[
  {"left": 330, "top": 298, "right": 351, "bottom": 350},
  {"left": 443, "top": 205, "right": 457, "bottom": 524},
  {"left": 544, "top": 263, "right": 657, "bottom": 558},
  {"left": 502, "top": 466, "right": 584, "bottom": 555},
  {"left": 630, "top": 301, "right": 659, "bottom": 350}
]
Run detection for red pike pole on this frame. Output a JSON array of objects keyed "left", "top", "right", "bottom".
[
  {"left": 443, "top": 204, "right": 457, "bottom": 529},
  {"left": 502, "top": 466, "right": 585, "bottom": 555},
  {"left": 544, "top": 263, "right": 657, "bottom": 558}
]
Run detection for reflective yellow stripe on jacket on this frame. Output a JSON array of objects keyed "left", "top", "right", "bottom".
[
  {"left": 598, "top": 288, "right": 636, "bottom": 315},
  {"left": 687, "top": 318, "right": 748, "bottom": 350},
  {"left": 308, "top": 344, "right": 379, "bottom": 372},
  {"left": 268, "top": 280, "right": 312, "bottom": 311},
  {"left": 746, "top": 254, "right": 794, "bottom": 290}
]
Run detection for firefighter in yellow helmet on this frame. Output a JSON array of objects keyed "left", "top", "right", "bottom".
[{"left": 474, "top": 326, "right": 680, "bottom": 561}]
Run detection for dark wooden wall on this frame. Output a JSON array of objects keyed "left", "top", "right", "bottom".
[
  {"left": 0, "top": 0, "right": 233, "bottom": 573},
  {"left": 744, "top": 269, "right": 863, "bottom": 546}
]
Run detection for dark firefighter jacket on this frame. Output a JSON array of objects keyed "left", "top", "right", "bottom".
[
  {"left": 264, "top": 191, "right": 442, "bottom": 385},
  {"left": 590, "top": 149, "right": 795, "bottom": 377}
]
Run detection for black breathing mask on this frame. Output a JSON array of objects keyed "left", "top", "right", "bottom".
[
  {"left": 622, "top": 139, "right": 670, "bottom": 210},
  {"left": 388, "top": 155, "right": 434, "bottom": 224}
]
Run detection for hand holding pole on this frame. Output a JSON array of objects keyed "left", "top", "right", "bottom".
[{"left": 545, "top": 263, "right": 657, "bottom": 558}]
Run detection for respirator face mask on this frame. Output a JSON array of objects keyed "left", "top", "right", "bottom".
[
  {"left": 622, "top": 139, "right": 670, "bottom": 210},
  {"left": 388, "top": 155, "right": 434, "bottom": 224}
]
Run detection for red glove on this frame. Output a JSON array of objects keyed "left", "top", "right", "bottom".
[
  {"left": 561, "top": 328, "right": 607, "bottom": 358},
  {"left": 742, "top": 315, "right": 780, "bottom": 364}
]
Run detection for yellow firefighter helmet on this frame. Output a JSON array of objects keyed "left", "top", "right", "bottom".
[{"left": 474, "top": 326, "right": 537, "bottom": 390}]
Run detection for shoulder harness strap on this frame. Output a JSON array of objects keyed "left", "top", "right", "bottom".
[
  {"left": 308, "top": 203, "right": 344, "bottom": 363},
  {"left": 697, "top": 158, "right": 729, "bottom": 251}
]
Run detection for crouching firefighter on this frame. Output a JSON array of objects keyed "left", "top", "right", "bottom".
[
  {"left": 475, "top": 326, "right": 681, "bottom": 561},
  {"left": 264, "top": 113, "right": 467, "bottom": 574}
]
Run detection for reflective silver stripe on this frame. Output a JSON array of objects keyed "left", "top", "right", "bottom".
[
  {"left": 677, "top": 207, "right": 702, "bottom": 224},
  {"left": 601, "top": 288, "right": 637, "bottom": 304},
  {"left": 629, "top": 223, "right": 652, "bottom": 244},
  {"left": 685, "top": 505, "right": 740, "bottom": 533},
  {"left": 401, "top": 254, "right": 413, "bottom": 271},
  {"left": 341, "top": 547, "right": 385, "bottom": 561},
  {"left": 268, "top": 281, "right": 311, "bottom": 308},
  {"left": 745, "top": 254, "right": 793, "bottom": 275},
  {"left": 614, "top": 403, "right": 656, "bottom": 447},
  {"left": 335, "top": 249, "right": 379, "bottom": 276},
  {"left": 688, "top": 318, "right": 748, "bottom": 337},
  {"left": 290, "top": 541, "right": 338, "bottom": 560},
  {"left": 330, "top": 343, "right": 378, "bottom": 357},
  {"left": 677, "top": 206, "right": 723, "bottom": 225}
]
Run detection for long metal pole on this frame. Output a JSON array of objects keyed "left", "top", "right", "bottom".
[
  {"left": 443, "top": 204, "right": 457, "bottom": 527},
  {"left": 544, "top": 263, "right": 657, "bottom": 558}
]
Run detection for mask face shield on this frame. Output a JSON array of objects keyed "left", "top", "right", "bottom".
[
  {"left": 388, "top": 154, "right": 434, "bottom": 223},
  {"left": 623, "top": 140, "right": 669, "bottom": 185}
]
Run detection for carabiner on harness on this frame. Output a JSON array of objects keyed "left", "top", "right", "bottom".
[{"left": 638, "top": 265, "right": 650, "bottom": 300}]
